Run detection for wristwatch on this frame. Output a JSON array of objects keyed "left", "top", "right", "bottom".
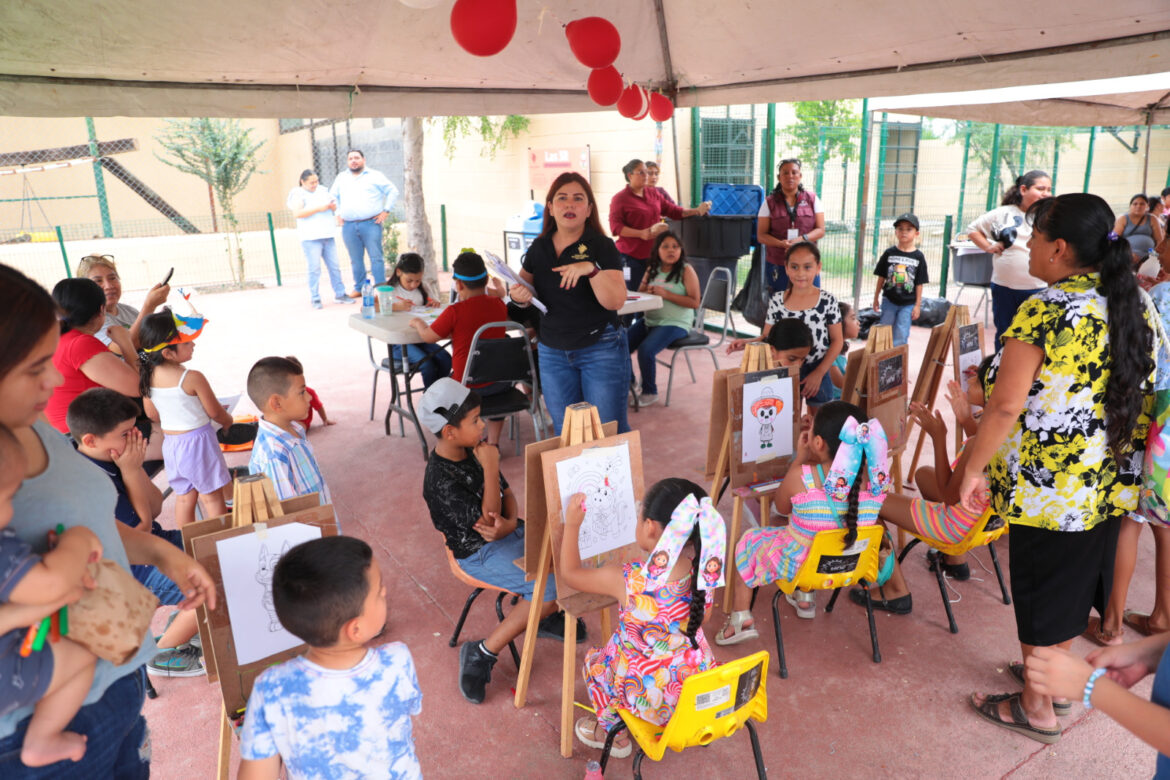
[
  {"left": 800, "top": 233, "right": 808, "bottom": 242},
  {"left": 585, "top": 263, "right": 601, "bottom": 278}
]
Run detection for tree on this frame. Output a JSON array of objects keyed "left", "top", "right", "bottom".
[
  {"left": 437, "top": 115, "right": 530, "bottom": 160},
  {"left": 780, "top": 100, "right": 862, "bottom": 217},
  {"left": 155, "top": 119, "right": 265, "bottom": 285},
  {"left": 949, "top": 122, "right": 1076, "bottom": 203}
]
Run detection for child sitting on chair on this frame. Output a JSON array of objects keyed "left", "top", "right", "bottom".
[
  {"left": 239, "top": 536, "right": 422, "bottom": 779},
  {"left": 717, "top": 401, "right": 890, "bottom": 643},
  {"left": 560, "top": 478, "right": 721, "bottom": 759},
  {"left": 419, "top": 379, "right": 577, "bottom": 705}
]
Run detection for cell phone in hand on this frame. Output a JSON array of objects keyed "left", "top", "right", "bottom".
[{"left": 160, "top": 267, "right": 174, "bottom": 286}]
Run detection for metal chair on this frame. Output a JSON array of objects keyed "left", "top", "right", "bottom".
[
  {"left": 369, "top": 337, "right": 452, "bottom": 460},
  {"left": 462, "top": 321, "right": 547, "bottom": 456},
  {"left": 366, "top": 337, "right": 393, "bottom": 422},
  {"left": 443, "top": 546, "right": 521, "bottom": 669},
  {"left": 656, "top": 267, "right": 733, "bottom": 406}
]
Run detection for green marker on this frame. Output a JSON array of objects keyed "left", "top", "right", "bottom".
[{"left": 31, "top": 616, "right": 51, "bottom": 652}]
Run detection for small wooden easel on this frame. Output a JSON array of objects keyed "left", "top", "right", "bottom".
[{"left": 905, "top": 305, "right": 970, "bottom": 478}]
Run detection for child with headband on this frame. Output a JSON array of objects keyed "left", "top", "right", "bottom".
[{"left": 560, "top": 478, "right": 721, "bottom": 759}]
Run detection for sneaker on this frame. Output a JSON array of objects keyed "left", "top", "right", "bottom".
[
  {"left": 638, "top": 393, "right": 658, "bottom": 406},
  {"left": 147, "top": 645, "right": 205, "bottom": 677},
  {"left": 458, "top": 640, "right": 498, "bottom": 704},
  {"left": 335, "top": 295, "right": 356, "bottom": 304},
  {"left": 312, "top": 300, "right": 323, "bottom": 309},
  {"left": 537, "top": 611, "right": 587, "bottom": 642}
]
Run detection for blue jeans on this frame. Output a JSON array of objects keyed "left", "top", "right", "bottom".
[
  {"left": 391, "top": 343, "right": 453, "bottom": 388},
  {"left": 627, "top": 321, "right": 687, "bottom": 395},
  {"left": 457, "top": 525, "right": 557, "bottom": 602},
  {"left": 538, "top": 326, "right": 630, "bottom": 434},
  {"left": 621, "top": 253, "right": 645, "bottom": 292},
  {"left": 130, "top": 525, "right": 183, "bottom": 605},
  {"left": 302, "top": 237, "right": 346, "bottom": 302},
  {"left": 341, "top": 218, "right": 386, "bottom": 290},
  {"left": 0, "top": 669, "right": 149, "bottom": 778},
  {"left": 765, "top": 262, "right": 821, "bottom": 294},
  {"left": 878, "top": 301, "right": 913, "bottom": 346},
  {"left": 991, "top": 283, "right": 1043, "bottom": 347},
  {"left": 800, "top": 361, "right": 836, "bottom": 407}
]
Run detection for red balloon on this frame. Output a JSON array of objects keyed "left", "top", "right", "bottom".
[
  {"left": 633, "top": 86, "right": 651, "bottom": 120},
  {"left": 616, "top": 84, "right": 643, "bottom": 119},
  {"left": 450, "top": 0, "right": 517, "bottom": 57},
  {"left": 565, "top": 17, "right": 621, "bottom": 69},
  {"left": 587, "top": 66, "right": 623, "bottom": 106},
  {"left": 648, "top": 92, "right": 674, "bottom": 122}
]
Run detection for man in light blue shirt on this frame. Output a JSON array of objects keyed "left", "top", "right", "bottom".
[{"left": 330, "top": 149, "right": 399, "bottom": 294}]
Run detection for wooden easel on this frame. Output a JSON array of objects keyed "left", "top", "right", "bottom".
[
  {"left": 905, "top": 305, "right": 970, "bottom": 478},
  {"left": 513, "top": 403, "right": 620, "bottom": 758}
]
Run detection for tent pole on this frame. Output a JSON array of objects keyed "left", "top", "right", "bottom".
[
  {"left": 691, "top": 106, "right": 702, "bottom": 205},
  {"left": 671, "top": 113, "right": 682, "bottom": 208},
  {"left": 1142, "top": 113, "right": 1153, "bottom": 193},
  {"left": 85, "top": 117, "right": 113, "bottom": 239},
  {"left": 1083, "top": 126, "right": 1096, "bottom": 192},
  {"left": 871, "top": 112, "right": 889, "bottom": 262},
  {"left": 956, "top": 124, "right": 971, "bottom": 227},
  {"left": 986, "top": 123, "right": 1002, "bottom": 211},
  {"left": 852, "top": 99, "right": 871, "bottom": 310}
]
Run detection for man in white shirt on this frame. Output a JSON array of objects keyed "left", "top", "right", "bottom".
[{"left": 330, "top": 149, "right": 399, "bottom": 296}]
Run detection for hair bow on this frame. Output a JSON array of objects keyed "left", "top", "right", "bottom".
[
  {"left": 823, "top": 417, "right": 890, "bottom": 503},
  {"left": 142, "top": 311, "right": 207, "bottom": 352},
  {"left": 644, "top": 494, "right": 726, "bottom": 591}
]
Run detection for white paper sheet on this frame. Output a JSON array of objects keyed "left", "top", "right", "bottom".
[
  {"left": 409, "top": 306, "right": 444, "bottom": 325},
  {"left": 556, "top": 442, "right": 637, "bottom": 559},
  {"left": 216, "top": 522, "right": 323, "bottom": 665},
  {"left": 955, "top": 324, "right": 983, "bottom": 389},
  {"left": 741, "top": 375, "right": 795, "bottom": 464},
  {"left": 483, "top": 250, "right": 548, "bottom": 314}
]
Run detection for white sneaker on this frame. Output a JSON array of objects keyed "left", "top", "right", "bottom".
[{"left": 638, "top": 393, "right": 659, "bottom": 406}]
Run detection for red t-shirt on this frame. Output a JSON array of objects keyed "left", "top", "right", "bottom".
[
  {"left": 297, "top": 386, "right": 325, "bottom": 429},
  {"left": 608, "top": 185, "right": 685, "bottom": 260},
  {"left": 46, "top": 329, "right": 108, "bottom": 432},
  {"left": 429, "top": 294, "right": 508, "bottom": 383}
]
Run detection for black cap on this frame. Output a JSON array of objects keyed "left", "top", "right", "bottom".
[{"left": 893, "top": 213, "right": 919, "bottom": 230}]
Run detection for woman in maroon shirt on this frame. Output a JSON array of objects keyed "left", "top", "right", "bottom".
[
  {"left": 758, "top": 158, "right": 827, "bottom": 293},
  {"left": 609, "top": 159, "right": 710, "bottom": 291}
]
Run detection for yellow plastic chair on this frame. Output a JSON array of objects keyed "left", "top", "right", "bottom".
[
  {"left": 896, "top": 507, "right": 1010, "bottom": 634},
  {"left": 770, "top": 525, "right": 885, "bottom": 679},
  {"left": 599, "top": 651, "right": 770, "bottom": 779}
]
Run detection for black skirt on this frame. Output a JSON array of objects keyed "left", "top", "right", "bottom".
[{"left": 1007, "top": 516, "right": 1120, "bottom": 647}]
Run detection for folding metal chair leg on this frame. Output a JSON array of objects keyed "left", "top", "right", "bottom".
[
  {"left": 599, "top": 721, "right": 630, "bottom": 774},
  {"left": 771, "top": 589, "right": 788, "bottom": 679},
  {"left": 745, "top": 720, "right": 769, "bottom": 780},
  {"left": 370, "top": 370, "right": 379, "bottom": 421},
  {"left": 663, "top": 351, "right": 680, "bottom": 407},
  {"left": 684, "top": 351, "right": 696, "bottom": 383},
  {"left": 927, "top": 551, "right": 959, "bottom": 634},
  {"left": 705, "top": 346, "right": 719, "bottom": 372},
  {"left": 860, "top": 583, "right": 882, "bottom": 664},
  {"left": 450, "top": 587, "right": 484, "bottom": 647},
  {"left": 989, "top": 543, "right": 1011, "bottom": 605}
]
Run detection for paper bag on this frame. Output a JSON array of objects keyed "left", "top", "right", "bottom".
[{"left": 68, "top": 560, "right": 159, "bottom": 664}]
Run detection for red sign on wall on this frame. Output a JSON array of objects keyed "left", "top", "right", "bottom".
[{"left": 528, "top": 146, "right": 591, "bottom": 197}]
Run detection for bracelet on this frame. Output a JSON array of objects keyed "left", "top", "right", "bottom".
[{"left": 1083, "top": 667, "right": 1107, "bottom": 709}]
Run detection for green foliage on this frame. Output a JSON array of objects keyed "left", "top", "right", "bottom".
[
  {"left": 435, "top": 115, "right": 531, "bottom": 159},
  {"left": 381, "top": 215, "right": 401, "bottom": 273},
  {"left": 949, "top": 122, "right": 1076, "bottom": 197},
  {"left": 781, "top": 101, "right": 863, "bottom": 165},
  {"left": 154, "top": 119, "right": 265, "bottom": 284}
]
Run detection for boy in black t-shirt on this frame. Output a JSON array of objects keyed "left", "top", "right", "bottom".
[
  {"left": 419, "top": 379, "right": 582, "bottom": 705},
  {"left": 872, "top": 213, "right": 928, "bottom": 346}
]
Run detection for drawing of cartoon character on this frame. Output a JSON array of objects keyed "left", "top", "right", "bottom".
[
  {"left": 647, "top": 549, "right": 671, "bottom": 578},
  {"left": 857, "top": 422, "right": 870, "bottom": 441},
  {"left": 892, "top": 263, "right": 910, "bottom": 291},
  {"left": 702, "top": 557, "right": 722, "bottom": 587},
  {"left": 876, "top": 471, "right": 888, "bottom": 489},
  {"left": 573, "top": 460, "right": 625, "bottom": 553},
  {"left": 257, "top": 541, "right": 291, "bottom": 632},
  {"left": 750, "top": 392, "right": 784, "bottom": 451}
]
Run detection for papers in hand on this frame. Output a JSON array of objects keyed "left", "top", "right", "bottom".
[
  {"left": 410, "top": 306, "right": 443, "bottom": 325},
  {"left": 483, "top": 250, "right": 547, "bottom": 313}
]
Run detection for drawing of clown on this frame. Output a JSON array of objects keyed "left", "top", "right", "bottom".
[{"left": 750, "top": 391, "right": 784, "bottom": 450}]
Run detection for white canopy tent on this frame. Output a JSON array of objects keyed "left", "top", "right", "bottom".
[{"left": 0, "top": 0, "right": 1167, "bottom": 118}]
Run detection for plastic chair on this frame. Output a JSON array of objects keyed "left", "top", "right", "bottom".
[
  {"left": 443, "top": 546, "right": 521, "bottom": 669},
  {"left": 462, "top": 321, "right": 547, "bottom": 456},
  {"left": 366, "top": 336, "right": 393, "bottom": 421},
  {"left": 770, "top": 525, "right": 885, "bottom": 679},
  {"left": 896, "top": 508, "right": 1010, "bottom": 634},
  {"left": 656, "top": 267, "right": 734, "bottom": 407},
  {"left": 369, "top": 336, "right": 451, "bottom": 460},
  {"left": 599, "top": 651, "right": 770, "bottom": 779}
]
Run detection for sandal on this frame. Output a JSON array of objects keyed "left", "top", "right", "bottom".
[
  {"left": 575, "top": 716, "right": 632, "bottom": 758},
  {"left": 714, "top": 610, "right": 759, "bottom": 646},
  {"left": 1123, "top": 610, "right": 1166, "bottom": 637},
  {"left": 1007, "top": 662, "right": 1071, "bottom": 716},
  {"left": 969, "top": 692, "right": 1062, "bottom": 744},
  {"left": 1082, "top": 616, "right": 1124, "bottom": 647},
  {"left": 785, "top": 592, "right": 816, "bottom": 619}
]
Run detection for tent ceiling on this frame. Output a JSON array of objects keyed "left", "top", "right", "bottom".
[
  {"left": 880, "top": 88, "right": 1170, "bottom": 127},
  {"left": 0, "top": 1, "right": 1167, "bottom": 118}
]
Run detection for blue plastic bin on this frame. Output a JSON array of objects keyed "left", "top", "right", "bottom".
[{"left": 702, "top": 183, "right": 765, "bottom": 216}]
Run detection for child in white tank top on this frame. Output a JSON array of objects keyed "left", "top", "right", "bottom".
[{"left": 139, "top": 309, "right": 234, "bottom": 526}]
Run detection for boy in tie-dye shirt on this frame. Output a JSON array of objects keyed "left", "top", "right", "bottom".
[{"left": 239, "top": 537, "right": 422, "bottom": 780}]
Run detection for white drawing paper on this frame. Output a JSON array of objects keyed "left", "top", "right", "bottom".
[
  {"left": 216, "top": 522, "right": 322, "bottom": 665},
  {"left": 956, "top": 325, "right": 983, "bottom": 390},
  {"left": 741, "top": 376, "right": 795, "bottom": 464},
  {"left": 556, "top": 442, "right": 637, "bottom": 559},
  {"left": 483, "top": 250, "right": 548, "bottom": 313}
]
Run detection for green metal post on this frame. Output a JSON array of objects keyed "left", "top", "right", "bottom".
[
  {"left": 690, "top": 106, "right": 702, "bottom": 205},
  {"left": 56, "top": 226, "right": 71, "bottom": 278},
  {"left": 815, "top": 126, "right": 826, "bottom": 195},
  {"left": 759, "top": 104, "right": 776, "bottom": 190},
  {"left": 266, "top": 212, "right": 282, "bottom": 286},
  {"left": 1083, "top": 126, "right": 1097, "bottom": 192},
  {"left": 85, "top": 117, "right": 113, "bottom": 238},
  {"left": 850, "top": 99, "right": 871, "bottom": 306},
  {"left": 871, "top": 113, "right": 889, "bottom": 261},
  {"left": 440, "top": 204, "right": 449, "bottom": 272},
  {"left": 938, "top": 215, "right": 953, "bottom": 298},
  {"left": 1018, "top": 129, "right": 1028, "bottom": 174},
  {"left": 985, "top": 123, "right": 1002, "bottom": 211},
  {"left": 956, "top": 124, "right": 972, "bottom": 226},
  {"left": 1051, "top": 136, "right": 1060, "bottom": 192}
]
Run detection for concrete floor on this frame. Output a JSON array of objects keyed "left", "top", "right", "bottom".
[{"left": 140, "top": 279, "right": 1159, "bottom": 778}]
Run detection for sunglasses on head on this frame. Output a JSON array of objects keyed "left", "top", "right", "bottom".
[{"left": 778, "top": 158, "right": 801, "bottom": 169}]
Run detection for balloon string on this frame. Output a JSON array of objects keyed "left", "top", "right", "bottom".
[{"left": 536, "top": 5, "right": 567, "bottom": 35}]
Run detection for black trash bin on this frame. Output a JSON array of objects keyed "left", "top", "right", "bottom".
[{"left": 665, "top": 215, "right": 756, "bottom": 296}]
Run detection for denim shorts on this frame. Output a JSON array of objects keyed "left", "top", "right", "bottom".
[
  {"left": 0, "top": 629, "right": 54, "bottom": 717},
  {"left": 800, "top": 362, "right": 837, "bottom": 406},
  {"left": 456, "top": 525, "right": 557, "bottom": 602}
]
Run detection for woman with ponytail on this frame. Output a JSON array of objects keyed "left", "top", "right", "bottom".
[
  {"left": 560, "top": 477, "right": 721, "bottom": 758},
  {"left": 966, "top": 169, "right": 1053, "bottom": 343},
  {"left": 957, "top": 193, "right": 1155, "bottom": 744}
]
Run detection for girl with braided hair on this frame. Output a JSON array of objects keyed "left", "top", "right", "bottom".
[{"left": 560, "top": 478, "right": 721, "bottom": 758}]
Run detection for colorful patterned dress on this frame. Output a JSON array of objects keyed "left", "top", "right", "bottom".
[
  {"left": 734, "top": 465, "right": 883, "bottom": 587},
  {"left": 584, "top": 561, "right": 716, "bottom": 729}
]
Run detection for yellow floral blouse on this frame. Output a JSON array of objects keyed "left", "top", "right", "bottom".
[{"left": 986, "top": 273, "right": 1153, "bottom": 532}]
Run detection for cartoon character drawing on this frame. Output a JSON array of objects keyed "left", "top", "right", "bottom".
[
  {"left": 572, "top": 457, "right": 625, "bottom": 553},
  {"left": 647, "top": 549, "right": 671, "bottom": 578},
  {"left": 750, "top": 392, "right": 784, "bottom": 451},
  {"left": 257, "top": 541, "right": 291, "bottom": 632},
  {"left": 891, "top": 263, "right": 910, "bottom": 291},
  {"left": 876, "top": 471, "right": 888, "bottom": 490},
  {"left": 702, "top": 556, "right": 723, "bottom": 587},
  {"left": 857, "top": 422, "right": 870, "bottom": 441}
]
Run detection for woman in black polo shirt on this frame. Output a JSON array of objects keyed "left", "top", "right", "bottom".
[{"left": 510, "top": 172, "right": 630, "bottom": 433}]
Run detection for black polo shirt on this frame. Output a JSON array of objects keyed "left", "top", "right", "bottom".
[{"left": 521, "top": 227, "right": 622, "bottom": 351}]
